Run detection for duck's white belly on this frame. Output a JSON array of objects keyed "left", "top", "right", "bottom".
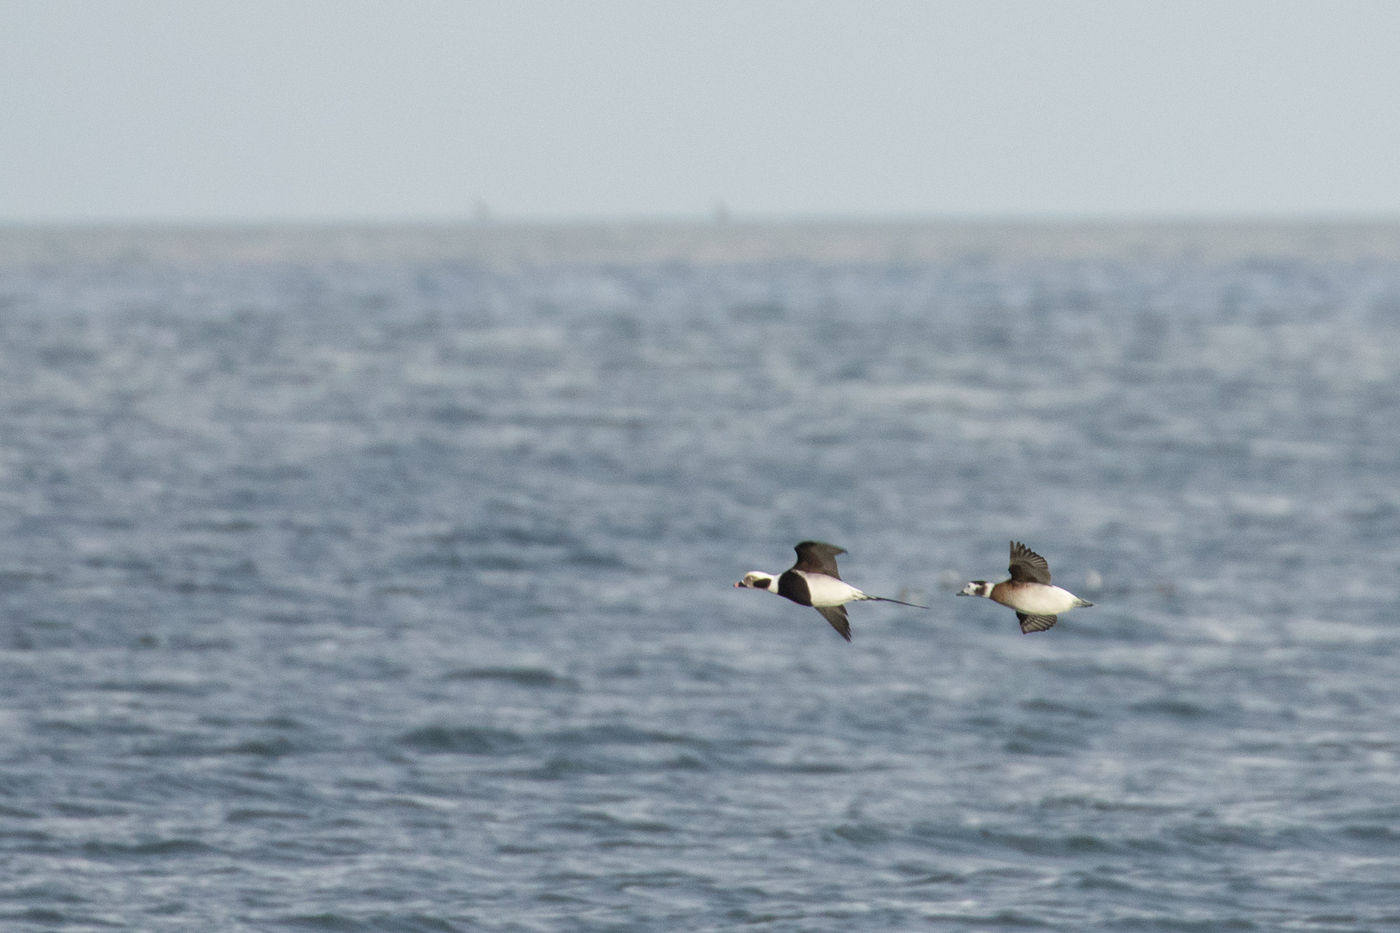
[
  {"left": 998, "top": 583, "right": 1082, "bottom": 615},
  {"left": 800, "top": 573, "right": 865, "bottom": 607}
]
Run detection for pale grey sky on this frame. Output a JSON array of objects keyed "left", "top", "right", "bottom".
[{"left": 4, "top": 0, "right": 1399, "bottom": 222}]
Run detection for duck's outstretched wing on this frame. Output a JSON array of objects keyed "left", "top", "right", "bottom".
[
  {"left": 792, "top": 541, "right": 846, "bottom": 579},
  {"left": 815, "top": 605, "right": 852, "bottom": 641},
  {"left": 1016, "top": 612, "right": 1057, "bottom": 634},
  {"left": 1009, "top": 541, "right": 1052, "bottom": 584}
]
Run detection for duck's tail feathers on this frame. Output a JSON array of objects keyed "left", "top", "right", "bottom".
[{"left": 869, "top": 595, "right": 929, "bottom": 610}]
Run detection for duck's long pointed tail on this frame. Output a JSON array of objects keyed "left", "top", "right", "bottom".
[{"left": 867, "top": 594, "right": 929, "bottom": 610}]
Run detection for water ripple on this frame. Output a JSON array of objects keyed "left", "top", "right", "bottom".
[{"left": 5, "top": 222, "right": 1400, "bottom": 932}]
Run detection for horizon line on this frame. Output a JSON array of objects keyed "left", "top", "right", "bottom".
[{"left": 5, "top": 209, "right": 1400, "bottom": 230}]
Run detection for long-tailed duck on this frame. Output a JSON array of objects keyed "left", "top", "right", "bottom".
[
  {"left": 734, "top": 540, "right": 926, "bottom": 641},
  {"left": 957, "top": 540, "right": 1093, "bottom": 633}
]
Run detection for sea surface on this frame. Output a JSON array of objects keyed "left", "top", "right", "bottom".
[{"left": 2, "top": 220, "right": 1400, "bottom": 931}]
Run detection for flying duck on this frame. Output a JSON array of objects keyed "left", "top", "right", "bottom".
[
  {"left": 734, "top": 540, "right": 926, "bottom": 641},
  {"left": 957, "top": 540, "right": 1093, "bottom": 633}
]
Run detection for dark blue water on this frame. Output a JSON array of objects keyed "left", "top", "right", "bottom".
[{"left": 2, "top": 221, "right": 1400, "bottom": 931}]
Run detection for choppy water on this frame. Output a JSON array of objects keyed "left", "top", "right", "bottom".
[{"left": 2, "top": 220, "right": 1400, "bottom": 931}]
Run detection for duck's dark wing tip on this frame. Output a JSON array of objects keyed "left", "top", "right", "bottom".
[{"left": 816, "top": 605, "right": 852, "bottom": 641}]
